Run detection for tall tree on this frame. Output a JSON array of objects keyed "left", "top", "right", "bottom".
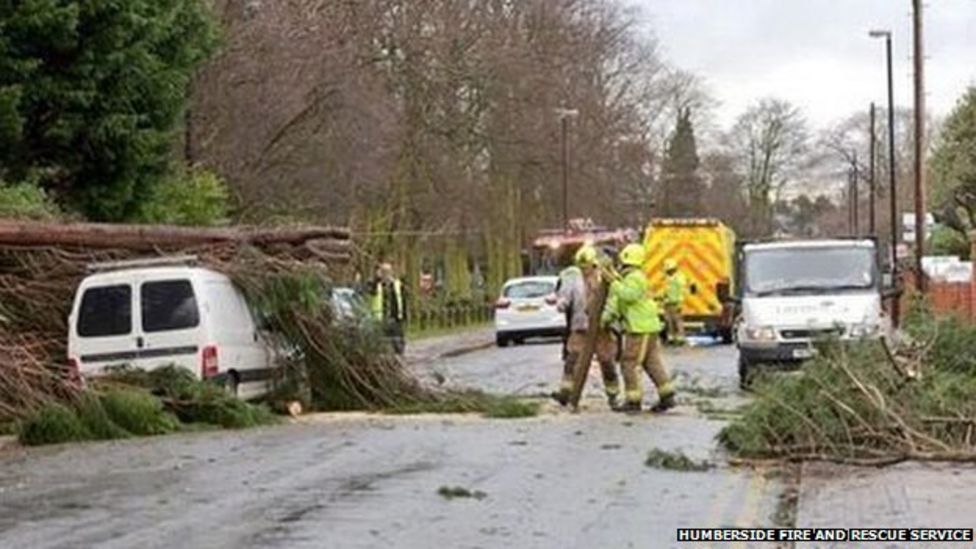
[
  {"left": 727, "top": 98, "right": 809, "bottom": 235},
  {"left": 0, "top": 0, "right": 218, "bottom": 220},
  {"left": 659, "top": 107, "right": 702, "bottom": 216},
  {"left": 930, "top": 87, "right": 976, "bottom": 240}
]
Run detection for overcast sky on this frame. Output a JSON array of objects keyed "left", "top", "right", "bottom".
[{"left": 631, "top": 0, "right": 976, "bottom": 130}]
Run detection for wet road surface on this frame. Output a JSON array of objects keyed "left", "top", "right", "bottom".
[
  {"left": 3, "top": 336, "right": 972, "bottom": 548},
  {"left": 0, "top": 337, "right": 787, "bottom": 549}
]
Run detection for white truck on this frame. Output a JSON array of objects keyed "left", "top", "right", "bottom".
[{"left": 735, "top": 238, "right": 889, "bottom": 386}]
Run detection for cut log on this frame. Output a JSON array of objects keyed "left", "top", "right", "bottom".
[
  {"left": 568, "top": 278, "right": 610, "bottom": 410},
  {"left": 0, "top": 220, "right": 351, "bottom": 251}
]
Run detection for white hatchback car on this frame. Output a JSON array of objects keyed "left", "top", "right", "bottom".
[{"left": 494, "top": 276, "right": 565, "bottom": 347}]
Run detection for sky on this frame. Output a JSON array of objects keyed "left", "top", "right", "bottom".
[{"left": 631, "top": 0, "right": 976, "bottom": 130}]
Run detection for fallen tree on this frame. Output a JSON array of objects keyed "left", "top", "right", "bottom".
[
  {"left": 720, "top": 307, "right": 976, "bottom": 465},
  {"left": 0, "top": 220, "right": 406, "bottom": 424},
  {"left": 0, "top": 220, "right": 351, "bottom": 250},
  {"left": 0, "top": 221, "right": 536, "bottom": 428}
]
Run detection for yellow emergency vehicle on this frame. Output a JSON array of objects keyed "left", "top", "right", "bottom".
[{"left": 643, "top": 218, "right": 736, "bottom": 343}]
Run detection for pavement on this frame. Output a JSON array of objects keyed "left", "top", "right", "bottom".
[{"left": 1, "top": 333, "right": 974, "bottom": 548}]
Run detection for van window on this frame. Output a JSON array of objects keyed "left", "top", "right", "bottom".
[
  {"left": 141, "top": 280, "right": 200, "bottom": 332},
  {"left": 78, "top": 285, "right": 132, "bottom": 337}
]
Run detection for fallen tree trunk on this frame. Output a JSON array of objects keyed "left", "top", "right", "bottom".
[{"left": 0, "top": 220, "right": 351, "bottom": 251}]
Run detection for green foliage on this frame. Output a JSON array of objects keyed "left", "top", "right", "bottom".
[
  {"left": 931, "top": 87, "right": 976, "bottom": 242},
  {"left": 385, "top": 390, "right": 540, "bottom": 419},
  {"left": 102, "top": 365, "right": 277, "bottom": 429},
  {"left": 645, "top": 448, "right": 712, "bottom": 471},
  {"left": 136, "top": 169, "right": 232, "bottom": 226},
  {"left": 437, "top": 486, "right": 487, "bottom": 500},
  {"left": 928, "top": 224, "right": 970, "bottom": 259},
  {"left": 99, "top": 389, "right": 180, "bottom": 436},
  {"left": 660, "top": 108, "right": 703, "bottom": 216},
  {"left": 720, "top": 315, "right": 976, "bottom": 460},
  {"left": 19, "top": 403, "right": 91, "bottom": 446},
  {"left": 0, "top": 0, "right": 219, "bottom": 220},
  {"left": 74, "top": 392, "right": 131, "bottom": 441},
  {"left": 0, "top": 180, "right": 61, "bottom": 220}
]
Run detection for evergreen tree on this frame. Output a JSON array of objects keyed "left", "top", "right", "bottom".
[
  {"left": 659, "top": 108, "right": 703, "bottom": 216},
  {"left": 0, "top": 0, "right": 217, "bottom": 220}
]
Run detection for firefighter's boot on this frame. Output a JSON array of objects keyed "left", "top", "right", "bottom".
[{"left": 650, "top": 392, "right": 677, "bottom": 413}]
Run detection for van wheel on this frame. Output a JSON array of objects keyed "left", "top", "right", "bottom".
[{"left": 224, "top": 371, "right": 240, "bottom": 397}]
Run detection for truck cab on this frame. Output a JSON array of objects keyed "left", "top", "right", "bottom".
[{"left": 735, "top": 238, "right": 888, "bottom": 386}]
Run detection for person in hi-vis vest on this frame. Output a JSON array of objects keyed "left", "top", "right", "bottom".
[{"left": 370, "top": 262, "right": 408, "bottom": 355}]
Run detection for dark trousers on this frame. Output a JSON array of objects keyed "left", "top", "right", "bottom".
[{"left": 384, "top": 320, "right": 405, "bottom": 355}]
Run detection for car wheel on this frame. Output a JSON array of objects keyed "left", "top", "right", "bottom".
[
  {"left": 720, "top": 328, "right": 734, "bottom": 345},
  {"left": 496, "top": 334, "right": 509, "bottom": 348},
  {"left": 514, "top": 337, "right": 526, "bottom": 345}
]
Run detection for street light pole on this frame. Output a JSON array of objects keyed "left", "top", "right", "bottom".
[
  {"left": 870, "top": 28, "right": 899, "bottom": 326},
  {"left": 556, "top": 107, "right": 579, "bottom": 232}
]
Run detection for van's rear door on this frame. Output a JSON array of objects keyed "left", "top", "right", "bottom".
[
  {"left": 133, "top": 277, "right": 203, "bottom": 374},
  {"left": 72, "top": 283, "right": 138, "bottom": 374}
]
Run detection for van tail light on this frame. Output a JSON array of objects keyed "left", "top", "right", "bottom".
[
  {"left": 201, "top": 345, "right": 219, "bottom": 379},
  {"left": 495, "top": 298, "right": 511, "bottom": 309}
]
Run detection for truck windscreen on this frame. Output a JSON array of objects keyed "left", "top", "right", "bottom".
[{"left": 745, "top": 246, "right": 876, "bottom": 296}]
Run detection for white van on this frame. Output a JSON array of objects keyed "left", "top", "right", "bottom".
[
  {"left": 67, "top": 257, "right": 277, "bottom": 399},
  {"left": 735, "top": 239, "right": 889, "bottom": 386}
]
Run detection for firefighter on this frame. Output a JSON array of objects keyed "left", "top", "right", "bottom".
[
  {"left": 663, "top": 258, "right": 687, "bottom": 345},
  {"left": 369, "top": 262, "right": 408, "bottom": 355},
  {"left": 601, "top": 244, "right": 676, "bottom": 413},
  {"left": 552, "top": 245, "right": 622, "bottom": 408}
]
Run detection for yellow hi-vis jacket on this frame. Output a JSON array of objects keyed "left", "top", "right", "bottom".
[
  {"left": 602, "top": 267, "right": 662, "bottom": 334},
  {"left": 371, "top": 278, "right": 405, "bottom": 321},
  {"left": 664, "top": 271, "right": 687, "bottom": 306}
]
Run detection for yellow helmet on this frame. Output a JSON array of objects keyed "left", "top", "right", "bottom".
[
  {"left": 664, "top": 259, "right": 678, "bottom": 272},
  {"left": 574, "top": 244, "right": 598, "bottom": 267},
  {"left": 619, "top": 243, "right": 645, "bottom": 267}
]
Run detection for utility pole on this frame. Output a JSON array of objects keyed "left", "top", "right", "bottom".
[
  {"left": 912, "top": 0, "right": 927, "bottom": 293},
  {"left": 853, "top": 150, "right": 860, "bottom": 236},
  {"left": 869, "top": 102, "right": 877, "bottom": 236},
  {"left": 556, "top": 107, "right": 579, "bottom": 232}
]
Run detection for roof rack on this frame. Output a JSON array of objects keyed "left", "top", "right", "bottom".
[{"left": 86, "top": 255, "right": 200, "bottom": 273}]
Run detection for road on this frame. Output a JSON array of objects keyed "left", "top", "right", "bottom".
[{"left": 1, "top": 336, "right": 973, "bottom": 549}]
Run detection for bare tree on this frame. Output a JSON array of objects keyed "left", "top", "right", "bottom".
[{"left": 726, "top": 97, "right": 809, "bottom": 234}]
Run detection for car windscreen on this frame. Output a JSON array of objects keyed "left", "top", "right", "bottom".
[
  {"left": 745, "top": 246, "right": 876, "bottom": 295},
  {"left": 503, "top": 280, "right": 555, "bottom": 299},
  {"left": 141, "top": 280, "right": 200, "bottom": 332},
  {"left": 78, "top": 285, "right": 132, "bottom": 337}
]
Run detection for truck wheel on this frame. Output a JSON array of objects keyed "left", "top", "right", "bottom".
[{"left": 738, "top": 356, "right": 754, "bottom": 390}]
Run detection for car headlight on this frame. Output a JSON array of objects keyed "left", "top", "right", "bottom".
[
  {"left": 745, "top": 326, "right": 777, "bottom": 341},
  {"left": 849, "top": 323, "right": 880, "bottom": 338}
]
